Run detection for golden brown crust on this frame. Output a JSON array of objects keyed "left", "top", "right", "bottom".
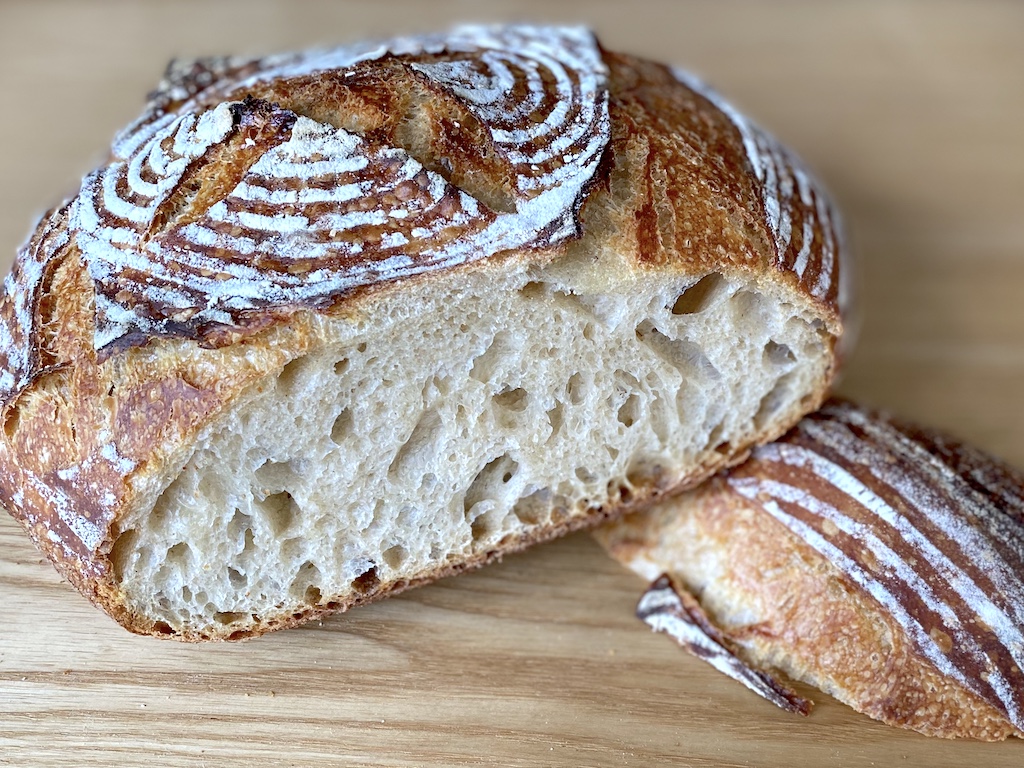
[
  {"left": 598, "top": 399, "right": 1024, "bottom": 740},
  {"left": 603, "top": 53, "right": 842, "bottom": 311},
  {"left": 0, "top": 25, "right": 845, "bottom": 640}
]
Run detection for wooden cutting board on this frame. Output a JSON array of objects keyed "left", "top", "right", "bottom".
[{"left": 2, "top": 2, "right": 1023, "bottom": 765}]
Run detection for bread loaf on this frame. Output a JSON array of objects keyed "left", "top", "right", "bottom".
[
  {"left": 0, "top": 25, "right": 846, "bottom": 640},
  {"left": 597, "top": 399, "right": 1024, "bottom": 740}
]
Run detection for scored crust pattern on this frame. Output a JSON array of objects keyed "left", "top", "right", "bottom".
[
  {"left": 727, "top": 400, "right": 1024, "bottom": 731},
  {"left": 0, "top": 24, "right": 610, "bottom": 400},
  {"left": 672, "top": 68, "right": 843, "bottom": 309}
]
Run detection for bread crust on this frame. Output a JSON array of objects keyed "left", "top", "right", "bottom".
[
  {"left": 0, "top": 25, "right": 844, "bottom": 639},
  {"left": 597, "top": 399, "right": 1024, "bottom": 740}
]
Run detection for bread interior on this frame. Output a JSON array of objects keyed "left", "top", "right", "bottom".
[{"left": 109, "top": 256, "right": 831, "bottom": 638}]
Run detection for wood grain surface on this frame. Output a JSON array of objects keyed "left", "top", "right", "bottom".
[{"left": 2, "top": 1, "right": 1023, "bottom": 765}]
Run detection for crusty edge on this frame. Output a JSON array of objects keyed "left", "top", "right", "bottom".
[{"left": 595, "top": 420, "right": 1024, "bottom": 740}]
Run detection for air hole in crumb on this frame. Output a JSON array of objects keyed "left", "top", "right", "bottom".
[
  {"left": 228, "top": 508, "right": 249, "bottom": 536},
  {"left": 281, "top": 537, "right": 302, "bottom": 562},
  {"left": 166, "top": 542, "right": 191, "bottom": 566},
  {"left": 430, "top": 374, "right": 450, "bottom": 398},
  {"left": 707, "top": 422, "right": 725, "bottom": 448},
  {"left": 575, "top": 466, "right": 596, "bottom": 484},
  {"left": 754, "top": 373, "right": 795, "bottom": 430},
  {"left": 519, "top": 280, "right": 547, "bottom": 299},
  {"left": 109, "top": 529, "right": 139, "bottom": 581},
  {"left": 333, "top": 358, "right": 349, "bottom": 375},
  {"left": 636, "top": 321, "right": 720, "bottom": 382},
  {"left": 389, "top": 408, "right": 442, "bottom": 480},
  {"left": 471, "top": 510, "right": 500, "bottom": 542},
  {"left": 304, "top": 585, "right": 322, "bottom": 605},
  {"left": 546, "top": 401, "right": 564, "bottom": 438},
  {"left": 583, "top": 322, "right": 596, "bottom": 341},
  {"left": 618, "top": 484, "right": 634, "bottom": 504},
  {"left": 331, "top": 408, "right": 353, "bottom": 444},
  {"left": 242, "top": 528, "right": 256, "bottom": 556},
  {"left": 626, "top": 460, "right": 663, "bottom": 491},
  {"left": 291, "top": 561, "right": 322, "bottom": 600},
  {"left": 228, "top": 567, "right": 246, "bottom": 589},
  {"left": 181, "top": 586, "right": 193, "bottom": 603},
  {"left": 277, "top": 356, "right": 306, "bottom": 393},
  {"left": 356, "top": 342, "right": 367, "bottom": 353},
  {"left": 493, "top": 387, "right": 528, "bottom": 413},
  {"left": 383, "top": 544, "right": 407, "bottom": 569},
  {"left": 567, "top": 373, "right": 585, "bottom": 405},
  {"left": 764, "top": 340, "right": 796, "bottom": 365},
  {"left": 549, "top": 501, "right": 571, "bottom": 523},
  {"left": 617, "top": 394, "right": 640, "bottom": 428},
  {"left": 512, "top": 489, "right": 551, "bottom": 526},
  {"left": 258, "top": 491, "right": 298, "bottom": 537},
  {"left": 731, "top": 290, "right": 768, "bottom": 328},
  {"left": 471, "top": 332, "right": 512, "bottom": 383},
  {"left": 463, "top": 453, "right": 519, "bottom": 513},
  {"left": 213, "top": 612, "right": 248, "bottom": 625},
  {"left": 672, "top": 273, "right": 725, "bottom": 315},
  {"left": 152, "top": 621, "right": 173, "bottom": 635},
  {"left": 352, "top": 567, "right": 380, "bottom": 594}
]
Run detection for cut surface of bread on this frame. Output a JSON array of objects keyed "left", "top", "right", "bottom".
[
  {"left": 0, "top": 25, "right": 845, "bottom": 639},
  {"left": 117, "top": 256, "right": 830, "bottom": 637},
  {"left": 596, "top": 399, "right": 1024, "bottom": 740}
]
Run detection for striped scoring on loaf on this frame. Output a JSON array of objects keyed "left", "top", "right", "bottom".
[
  {"left": 672, "top": 68, "right": 843, "bottom": 310},
  {"left": 0, "top": 204, "right": 70, "bottom": 400},
  {"left": 727, "top": 400, "right": 1024, "bottom": 731},
  {"left": 0, "top": 24, "right": 610, "bottom": 399}
]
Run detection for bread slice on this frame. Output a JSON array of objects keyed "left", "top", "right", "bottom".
[
  {"left": 596, "top": 399, "right": 1024, "bottom": 740},
  {"left": 0, "top": 25, "right": 846, "bottom": 640}
]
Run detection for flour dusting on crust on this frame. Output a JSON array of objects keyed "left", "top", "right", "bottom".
[
  {"left": 728, "top": 400, "right": 1024, "bottom": 731},
  {"left": 671, "top": 68, "right": 842, "bottom": 307},
  {"left": 15, "top": 25, "right": 610, "bottom": 363}
]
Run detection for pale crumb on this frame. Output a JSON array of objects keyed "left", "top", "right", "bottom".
[{"left": 113, "top": 231, "right": 826, "bottom": 637}]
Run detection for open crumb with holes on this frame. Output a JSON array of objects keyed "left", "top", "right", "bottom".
[{"left": 0, "top": 25, "right": 848, "bottom": 640}]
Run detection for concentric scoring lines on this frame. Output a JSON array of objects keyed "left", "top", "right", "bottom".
[
  {"left": 672, "top": 68, "right": 842, "bottom": 307},
  {"left": 66, "top": 25, "right": 609, "bottom": 352},
  {"left": 728, "top": 400, "right": 1024, "bottom": 730}
]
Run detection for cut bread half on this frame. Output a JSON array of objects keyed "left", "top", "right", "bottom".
[
  {"left": 0, "top": 25, "right": 846, "bottom": 639},
  {"left": 115, "top": 255, "right": 833, "bottom": 638}
]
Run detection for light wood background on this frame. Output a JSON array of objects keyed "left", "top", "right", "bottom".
[{"left": 2, "top": 1, "right": 1023, "bottom": 766}]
